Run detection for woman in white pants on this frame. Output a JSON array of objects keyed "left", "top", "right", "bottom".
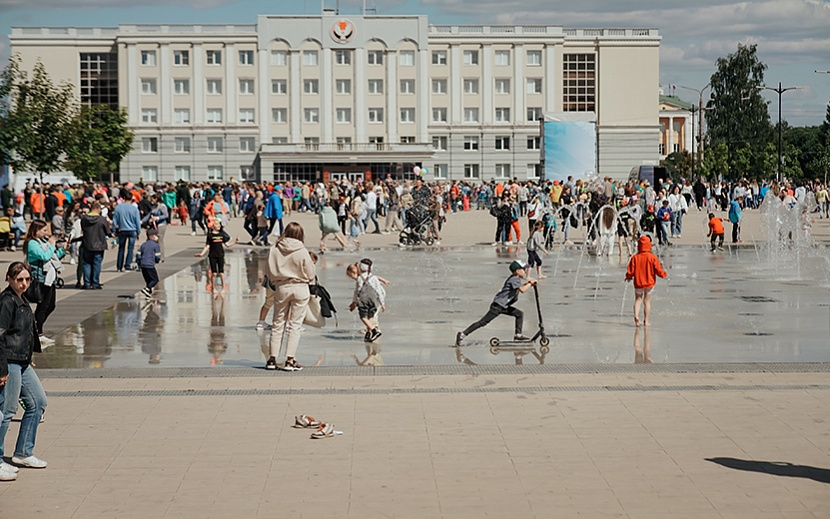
[{"left": 265, "top": 222, "right": 315, "bottom": 371}]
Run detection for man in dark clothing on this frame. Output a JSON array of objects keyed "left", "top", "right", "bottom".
[
  {"left": 0, "top": 184, "right": 12, "bottom": 211},
  {"left": 44, "top": 187, "right": 61, "bottom": 221},
  {"left": 175, "top": 181, "right": 191, "bottom": 207},
  {"left": 80, "top": 201, "right": 111, "bottom": 289}
]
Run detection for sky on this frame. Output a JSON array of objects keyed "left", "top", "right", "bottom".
[{"left": 1, "top": 0, "right": 829, "bottom": 126}]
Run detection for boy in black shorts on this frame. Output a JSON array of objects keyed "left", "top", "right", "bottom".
[{"left": 195, "top": 219, "right": 238, "bottom": 292}]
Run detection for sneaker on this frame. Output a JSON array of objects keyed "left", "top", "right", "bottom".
[
  {"left": 513, "top": 334, "right": 532, "bottom": 342},
  {"left": 265, "top": 356, "right": 277, "bottom": 370},
  {"left": 280, "top": 358, "right": 303, "bottom": 372},
  {"left": 38, "top": 336, "right": 55, "bottom": 347},
  {"left": 0, "top": 462, "right": 19, "bottom": 474},
  {"left": 140, "top": 287, "right": 152, "bottom": 298},
  {"left": 11, "top": 455, "right": 47, "bottom": 469},
  {"left": 0, "top": 464, "right": 17, "bottom": 481},
  {"left": 256, "top": 320, "right": 271, "bottom": 330},
  {"left": 364, "top": 330, "right": 372, "bottom": 342},
  {"left": 368, "top": 328, "right": 382, "bottom": 342},
  {"left": 69, "top": 258, "right": 76, "bottom": 265},
  {"left": 455, "top": 331, "right": 465, "bottom": 347},
  {"left": 191, "top": 231, "right": 197, "bottom": 236}
]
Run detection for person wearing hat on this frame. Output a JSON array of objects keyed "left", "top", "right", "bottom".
[
  {"left": 455, "top": 260, "right": 537, "bottom": 346},
  {"left": 137, "top": 228, "right": 161, "bottom": 298}
]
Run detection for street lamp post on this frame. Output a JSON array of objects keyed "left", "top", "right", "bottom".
[
  {"left": 760, "top": 82, "right": 799, "bottom": 183},
  {"left": 678, "top": 83, "right": 711, "bottom": 176}
]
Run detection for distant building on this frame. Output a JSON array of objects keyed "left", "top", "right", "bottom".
[
  {"left": 658, "top": 93, "right": 695, "bottom": 160},
  {"left": 10, "top": 14, "right": 660, "bottom": 183}
]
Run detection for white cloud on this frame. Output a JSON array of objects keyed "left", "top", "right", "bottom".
[{"left": 0, "top": 0, "right": 237, "bottom": 8}]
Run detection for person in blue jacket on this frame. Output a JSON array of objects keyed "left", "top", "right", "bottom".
[
  {"left": 728, "top": 195, "right": 743, "bottom": 243},
  {"left": 111, "top": 190, "right": 142, "bottom": 271},
  {"left": 264, "top": 186, "right": 284, "bottom": 241}
]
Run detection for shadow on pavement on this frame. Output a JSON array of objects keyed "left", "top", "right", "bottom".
[{"left": 706, "top": 457, "right": 830, "bottom": 484}]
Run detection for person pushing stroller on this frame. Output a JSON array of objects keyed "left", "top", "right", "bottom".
[{"left": 455, "top": 260, "right": 537, "bottom": 346}]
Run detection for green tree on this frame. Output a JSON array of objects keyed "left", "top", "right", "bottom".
[
  {"left": 705, "top": 44, "right": 772, "bottom": 178},
  {"left": 65, "top": 105, "right": 134, "bottom": 181},
  {"left": 700, "top": 142, "right": 729, "bottom": 180},
  {"left": 661, "top": 150, "right": 692, "bottom": 179}
]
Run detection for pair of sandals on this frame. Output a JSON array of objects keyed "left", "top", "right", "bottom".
[{"left": 294, "top": 415, "right": 343, "bottom": 439}]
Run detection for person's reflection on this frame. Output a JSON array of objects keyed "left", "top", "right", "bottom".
[
  {"left": 634, "top": 325, "right": 652, "bottom": 364},
  {"left": 141, "top": 300, "right": 162, "bottom": 365},
  {"left": 455, "top": 347, "right": 477, "bottom": 366},
  {"left": 352, "top": 343, "right": 383, "bottom": 366},
  {"left": 244, "top": 250, "right": 260, "bottom": 294},
  {"left": 209, "top": 293, "right": 227, "bottom": 366},
  {"left": 82, "top": 313, "right": 112, "bottom": 368}
]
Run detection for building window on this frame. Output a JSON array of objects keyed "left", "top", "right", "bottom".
[
  {"left": 463, "top": 136, "right": 479, "bottom": 151},
  {"left": 563, "top": 53, "right": 596, "bottom": 112},
  {"left": 141, "top": 137, "right": 158, "bottom": 153},
  {"left": 368, "top": 108, "right": 384, "bottom": 123},
  {"left": 304, "top": 108, "right": 319, "bottom": 123},
  {"left": 206, "top": 79, "right": 222, "bottom": 94},
  {"left": 495, "top": 164, "right": 511, "bottom": 178},
  {"left": 141, "top": 109, "right": 157, "bottom": 124},
  {"left": 527, "top": 50, "right": 542, "bottom": 66},
  {"left": 673, "top": 143, "right": 680, "bottom": 153},
  {"left": 239, "top": 109, "right": 255, "bottom": 123},
  {"left": 174, "top": 109, "right": 190, "bottom": 124},
  {"left": 463, "top": 50, "right": 479, "bottom": 65},
  {"left": 495, "top": 78, "right": 510, "bottom": 94},
  {"left": 141, "top": 50, "right": 156, "bottom": 66},
  {"left": 659, "top": 143, "right": 666, "bottom": 155},
  {"left": 206, "top": 50, "right": 222, "bottom": 65},
  {"left": 239, "top": 79, "right": 255, "bottom": 95},
  {"left": 432, "top": 136, "right": 448, "bottom": 151},
  {"left": 206, "top": 109, "right": 222, "bottom": 124},
  {"left": 207, "top": 137, "right": 223, "bottom": 153},
  {"left": 174, "top": 79, "right": 189, "bottom": 95},
  {"left": 495, "top": 136, "right": 510, "bottom": 150},
  {"left": 272, "top": 137, "right": 288, "bottom": 144},
  {"left": 432, "top": 79, "right": 447, "bottom": 94},
  {"left": 432, "top": 50, "right": 447, "bottom": 65},
  {"left": 271, "top": 79, "right": 286, "bottom": 95},
  {"left": 239, "top": 50, "right": 254, "bottom": 65},
  {"left": 494, "top": 50, "right": 510, "bottom": 66},
  {"left": 464, "top": 164, "right": 480, "bottom": 179},
  {"left": 400, "top": 79, "right": 415, "bottom": 94},
  {"left": 174, "top": 137, "right": 191, "bottom": 153},
  {"left": 240, "top": 137, "right": 255, "bottom": 153},
  {"left": 336, "top": 108, "right": 351, "bottom": 124},
  {"left": 272, "top": 108, "right": 287, "bottom": 123},
  {"left": 335, "top": 49, "right": 352, "bottom": 65},
  {"left": 495, "top": 108, "right": 510, "bottom": 122},
  {"left": 527, "top": 136, "right": 541, "bottom": 150},
  {"left": 336, "top": 137, "right": 352, "bottom": 145},
  {"left": 400, "top": 136, "right": 415, "bottom": 143},
  {"left": 270, "top": 50, "right": 287, "bottom": 66},
  {"left": 142, "top": 166, "right": 158, "bottom": 181},
  {"left": 336, "top": 79, "right": 351, "bottom": 94},
  {"left": 80, "top": 53, "right": 118, "bottom": 108},
  {"left": 302, "top": 50, "right": 318, "bottom": 66},
  {"left": 368, "top": 79, "right": 383, "bottom": 95},
  {"left": 527, "top": 164, "right": 540, "bottom": 178},
  {"left": 399, "top": 50, "right": 414, "bottom": 66},
  {"left": 463, "top": 79, "right": 479, "bottom": 94},
  {"left": 434, "top": 163, "right": 448, "bottom": 179},
  {"left": 140, "top": 79, "right": 156, "bottom": 95},
  {"left": 400, "top": 108, "right": 415, "bottom": 124},
  {"left": 207, "top": 165, "right": 223, "bottom": 181},
  {"left": 304, "top": 137, "right": 320, "bottom": 147},
  {"left": 432, "top": 108, "right": 447, "bottom": 123},
  {"left": 527, "top": 107, "right": 543, "bottom": 121},
  {"left": 367, "top": 50, "right": 384, "bottom": 65},
  {"left": 173, "top": 50, "right": 189, "bottom": 66},
  {"left": 369, "top": 136, "right": 384, "bottom": 144},
  {"left": 464, "top": 108, "right": 479, "bottom": 123},
  {"left": 527, "top": 78, "right": 543, "bottom": 94},
  {"left": 303, "top": 79, "right": 319, "bottom": 94},
  {"left": 175, "top": 165, "right": 190, "bottom": 181}
]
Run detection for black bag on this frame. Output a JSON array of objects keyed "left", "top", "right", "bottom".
[
  {"left": 25, "top": 279, "right": 44, "bottom": 304},
  {"left": 570, "top": 214, "right": 579, "bottom": 229}
]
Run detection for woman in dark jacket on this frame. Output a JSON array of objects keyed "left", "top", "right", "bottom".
[{"left": 0, "top": 262, "right": 48, "bottom": 481}]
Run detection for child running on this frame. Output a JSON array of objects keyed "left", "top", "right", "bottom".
[
  {"left": 347, "top": 259, "right": 389, "bottom": 342},
  {"left": 195, "top": 219, "right": 239, "bottom": 293},
  {"left": 707, "top": 212, "right": 725, "bottom": 252},
  {"left": 137, "top": 228, "right": 161, "bottom": 297},
  {"left": 526, "top": 220, "right": 548, "bottom": 279},
  {"left": 455, "top": 260, "right": 537, "bottom": 346},
  {"left": 625, "top": 236, "right": 667, "bottom": 327}
]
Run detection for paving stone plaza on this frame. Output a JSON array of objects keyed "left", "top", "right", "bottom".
[{"left": 2, "top": 209, "right": 829, "bottom": 518}]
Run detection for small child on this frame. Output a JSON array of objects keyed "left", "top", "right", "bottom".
[
  {"left": 0, "top": 207, "right": 11, "bottom": 250},
  {"left": 137, "top": 228, "right": 162, "bottom": 297},
  {"left": 176, "top": 200, "right": 189, "bottom": 226},
  {"left": 347, "top": 259, "right": 389, "bottom": 342},
  {"left": 707, "top": 212, "right": 725, "bottom": 252},
  {"left": 51, "top": 206, "right": 65, "bottom": 242},
  {"left": 527, "top": 220, "right": 548, "bottom": 279},
  {"left": 347, "top": 209, "right": 361, "bottom": 249},
  {"left": 456, "top": 260, "right": 537, "bottom": 346},
  {"left": 625, "top": 236, "right": 668, "bottom": 327},
  {"left": 195, "top": 219, "right": 239, "bottom": 293}
]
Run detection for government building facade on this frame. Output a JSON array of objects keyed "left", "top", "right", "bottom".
[{"left": 10, "top": 14, "right": 660, "bottom": 183}]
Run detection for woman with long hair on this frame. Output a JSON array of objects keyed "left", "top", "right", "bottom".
[
  {"left": 265, "top": 222, "right": 315, "bottom": 371},
  {"left": 0, "top": 262, "right": 49, "bottom": 481},
  {"left": 23, "top": 220, "right": 66, "bottom": 346}
]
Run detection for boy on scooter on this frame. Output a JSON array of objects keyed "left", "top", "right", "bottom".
[{"left": 455, "top": 260, "right": 537, "bottom": 346}]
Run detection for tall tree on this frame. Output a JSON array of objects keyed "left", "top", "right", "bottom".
[
  {"left": 661, "top": 150, "right": 692, "bottom": 179},
  {"left": 705, "top": 44, "right": 772, "bottom": 179},
  {"left": 65, "top": 105, "right": 134, "bottom": 181}
]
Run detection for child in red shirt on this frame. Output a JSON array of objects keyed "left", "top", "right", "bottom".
[
  {"left": 625, "top": 236, "right": 667, "bottom": 327},
  {"left": 707, "top": 212, "right": 724, "bottom": 251}
]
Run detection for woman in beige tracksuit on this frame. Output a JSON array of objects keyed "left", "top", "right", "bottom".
[{"left": 265, "top": 222, "right": 315, "bottom": 371}]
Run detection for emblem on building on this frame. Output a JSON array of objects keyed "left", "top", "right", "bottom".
[{"left": 331, "top": 19, "right": 355, "bottom": 44}]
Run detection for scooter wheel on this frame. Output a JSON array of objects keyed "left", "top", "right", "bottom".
[
  {"left": 424, "top": 236, "right": 435, "bottom": 246},
  {"left": 399, "top": 232, "right": 411, "bottom": 245},
  {"left": 490, "top": 346, "right": 500, "bottom": 355},
  {"left": 489, "top": 337, "right": 499, "bottom": 347},
  {"left": 539, "top": 337, "right": 550, "bottom": 348},
  {"left": 540, "top": 345, "right": 550, "bottom": 355}
]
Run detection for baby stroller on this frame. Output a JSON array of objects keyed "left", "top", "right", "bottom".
[{"left": 399, "top": 206, "right": 435, "bottom": 246}]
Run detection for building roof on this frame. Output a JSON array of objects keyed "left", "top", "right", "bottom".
[{"left": 659, "top": 95, "right": 693, "bottom": 111}]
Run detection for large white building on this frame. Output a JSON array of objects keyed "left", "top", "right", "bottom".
[{"left": 9, "top": 14, "right": 660, "bottom": 183}]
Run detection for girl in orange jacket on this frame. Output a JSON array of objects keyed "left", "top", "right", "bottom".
[{"left": 625, "top": 236, "right": 667, "bottom": 327}]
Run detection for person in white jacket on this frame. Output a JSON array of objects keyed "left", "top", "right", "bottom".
[{"left": 668, "top": 186, "right": 689, "bottom": 238}]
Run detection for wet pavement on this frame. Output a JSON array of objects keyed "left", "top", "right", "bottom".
[{"left": 36, "top": 243, "right": 830, "bottom": 369}]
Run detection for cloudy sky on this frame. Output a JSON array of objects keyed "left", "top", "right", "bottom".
[{"left": 1, "top": 0, "right": 828, "bottom": 125}]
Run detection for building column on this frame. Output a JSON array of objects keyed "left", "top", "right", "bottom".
[
  {"left": 321, "top": 48, "right": 333, "bottom": 143},
  {"left": 482, "top": 44, "right": 492, "bottom": 125},
  {"left": 289, "top": 49, "right": 301, "bottom": 143},
  {"left": 386, "top": 50, "right": 397, "bottom": 143},
  {"left": 355, "top": 47, "right": 367, "bottom": 142},
  {"left": 225, "top": 43, "right": 236, "bottom": 124},
  {"left": 417, "top": 48, "right": 429, "bottom": 143},
  {"left": 193, "top": 44, "right": 204, "bottom": 125},
  {"left": 258, "top": 48, "right": 270, "bottom": 146},
  {"left": 126, "top": 44, "right": 139, "bottom": 124},
  {"left": 667, "top": 116, "right": 674, "bottom": 154},
  {"left": 451, "top": 45, "right": 462, "bottom": 124},
  {"left": 159, "top": 43, "right": 171, "bottom": 125},
  {"left": 513, "top": 44, "right": 524, "bottom": 125}
]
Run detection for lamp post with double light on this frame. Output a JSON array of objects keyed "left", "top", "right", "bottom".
[
  {"left": 678, "top": 83, "right": 711, "bottom": 177},
  {"left": 759, "top": 82, "right": 800, "bottom": 183}
]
